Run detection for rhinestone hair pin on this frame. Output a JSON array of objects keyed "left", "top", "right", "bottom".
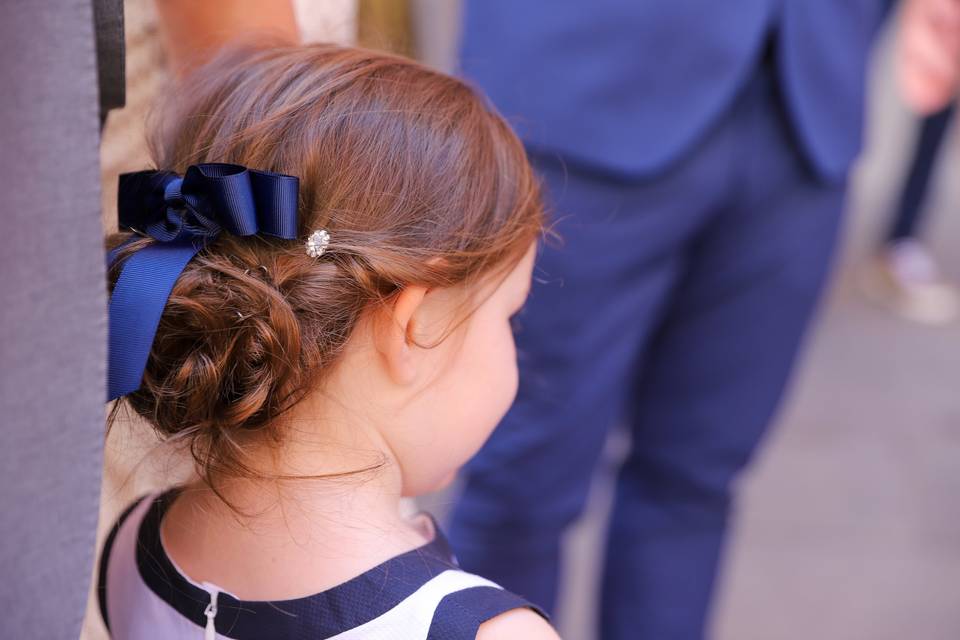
[{"left": 306, "top": 229, "right": 331, "bottom": 258}]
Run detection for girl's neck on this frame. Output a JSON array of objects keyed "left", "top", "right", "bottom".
[{"left": 160, "top": 406, "right": 431, "bottom": 601}]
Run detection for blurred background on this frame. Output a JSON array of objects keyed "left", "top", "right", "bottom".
[
  {"left": 556, "top": 41, "right": 960, "bottom": 635},
  {"left": 84, "top": 1, "right": 960, "bottom": 639}
]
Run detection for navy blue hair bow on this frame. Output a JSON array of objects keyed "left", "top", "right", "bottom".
[{"left": 107, "top": 163, "right": 299, "bottom": 401}]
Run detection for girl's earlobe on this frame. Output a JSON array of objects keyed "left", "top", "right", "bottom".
[{"left": 376, "top": 285, "right": 428, "bottom": 386}]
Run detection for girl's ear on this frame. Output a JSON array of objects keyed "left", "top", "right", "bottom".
[{"left": 374, "top": 285, "right": 428, "bottom": 386}]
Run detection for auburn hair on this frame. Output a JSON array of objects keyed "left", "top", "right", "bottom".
[{"left": 107, "top": 43, "right": 543, "bottom": 485}]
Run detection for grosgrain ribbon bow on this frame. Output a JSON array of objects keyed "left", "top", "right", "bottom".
[{"left": 107, "top": 163, "right": 299, "bottom": 401}]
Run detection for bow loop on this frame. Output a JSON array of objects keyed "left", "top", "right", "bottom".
[
  {"left": 108, "top": 163, "right": 300, "bottom": 401},
  {"left": 117, "top": 163, "right": 299, "bottom": 248},
  {"left": 162, "top": 176, "right": 185, "bottom": 207}
]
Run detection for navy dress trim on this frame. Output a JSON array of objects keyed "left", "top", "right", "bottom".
[
  {"left": 132, "top": 489, "right": 462, "bottom": 639},
  {"left": 426, "top": 586, "right": 547, "bottom": 640},
  {"left": 97, "top": 494, "right": 147, "bottom": 633}
]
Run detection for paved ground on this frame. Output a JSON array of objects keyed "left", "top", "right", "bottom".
[{"left": 548, "top": 38, "right": 960, "bottom": 640}]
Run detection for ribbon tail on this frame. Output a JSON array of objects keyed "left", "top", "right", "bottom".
[{"left": 107, "top": 243, "right": 200, "bottom": 401}]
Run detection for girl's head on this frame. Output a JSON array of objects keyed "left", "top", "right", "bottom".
[{"left": 111, "top": 44, "right": 543, "bottom": 496}]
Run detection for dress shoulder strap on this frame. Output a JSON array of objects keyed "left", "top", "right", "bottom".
[
  {"left": 325, "top": 569, "right": 544, "bottom": 640},
  {"left": 425, "top": 574, "right": 546, "bottom": 640},
  {"left": 95, "top": 493, "right": 150, "bottom": 634}
]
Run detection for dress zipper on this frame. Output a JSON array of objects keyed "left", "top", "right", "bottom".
[{"left": 203, "top": 588, "right": 219, "bottom": 640}]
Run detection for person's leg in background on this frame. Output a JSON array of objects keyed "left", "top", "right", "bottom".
[
  {"left": 447, "top": 123, "right": 737, "bottom": 613},
  {"left": 864, "top": 102, "right": 959, "bottom": 325},
  {"left": 600, "top": 63, "right": 845, "bottom": 639},
  {"left": 888, "top": 103, "right": 955, "bottom": 241}
]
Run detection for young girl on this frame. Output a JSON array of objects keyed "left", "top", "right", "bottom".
[{"left": 97, "top": 44, "right": 558, "bottom": 639}]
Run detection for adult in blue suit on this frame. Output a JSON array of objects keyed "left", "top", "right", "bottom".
[{"left": 449, "top": 2, "right": 884, "bottom": 638}]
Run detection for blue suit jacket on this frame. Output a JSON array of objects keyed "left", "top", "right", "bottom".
[{"left": 460, "top": 0, "right": 884, "bottom": 181}]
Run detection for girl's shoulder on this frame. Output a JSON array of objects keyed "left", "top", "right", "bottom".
[
  {"left": 478, "top": 607, "right": 562, "bottom": 640},
  {"left": 98, "top": 490, "right": 551, "bottom": 640}
]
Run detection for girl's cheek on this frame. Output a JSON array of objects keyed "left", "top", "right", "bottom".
[{"left": 499, "top": 330, "right": 521, "bottom": 408}]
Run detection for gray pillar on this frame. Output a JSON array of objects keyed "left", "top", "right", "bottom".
[{"left": 0, "top": 1, "right": 107, "bottom": 637}]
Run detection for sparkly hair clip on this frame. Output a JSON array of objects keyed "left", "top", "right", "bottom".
[{"left": 306, "top": 229, "right": 331, "bottom": 258}]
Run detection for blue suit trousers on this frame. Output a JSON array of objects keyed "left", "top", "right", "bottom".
[{"left": 449, "top": 57, "right": 847, "bottom": 639}]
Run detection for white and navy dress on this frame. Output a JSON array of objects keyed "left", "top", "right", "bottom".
[{"left": 97, "top": 490, "right": 544, "bottom": 639}]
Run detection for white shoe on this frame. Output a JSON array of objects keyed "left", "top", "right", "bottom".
[{"left": 860, "top": 238, "right": 960, "bottom": 326}]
